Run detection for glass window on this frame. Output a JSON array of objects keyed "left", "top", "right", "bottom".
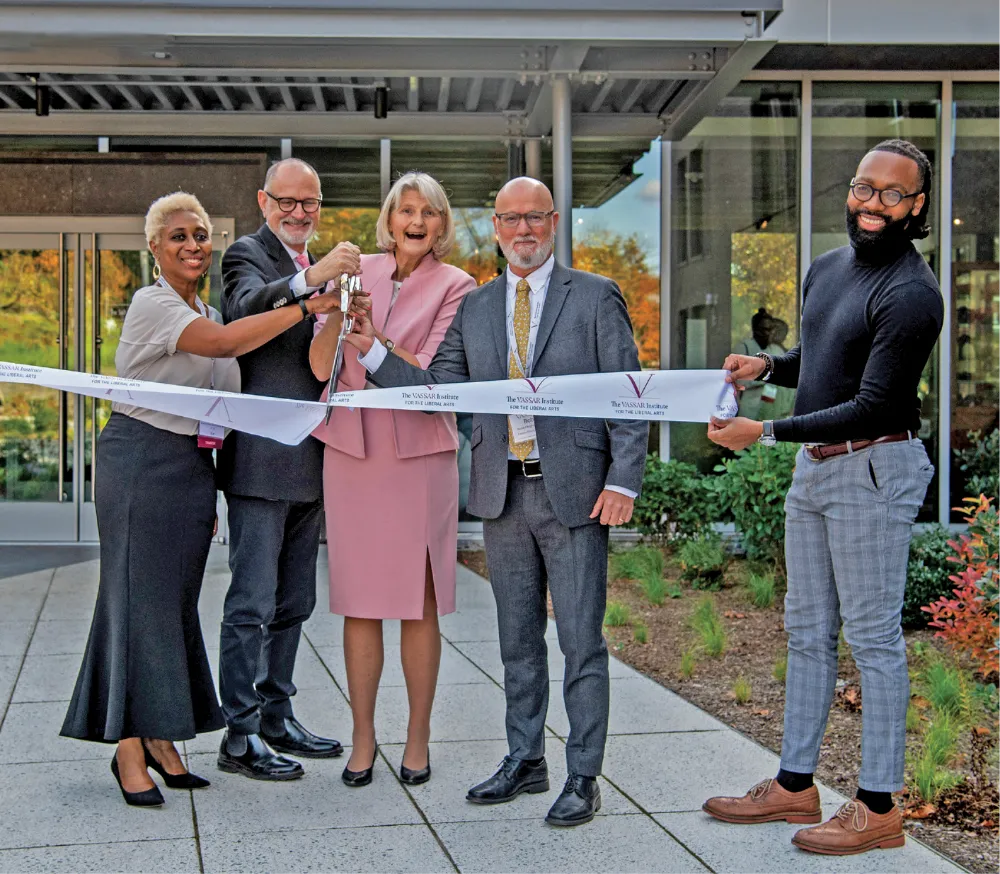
[
  {"left": 812, "top": 82, "right": 941, "bottom": 519},
  {"left": 951, "top": 83, "right": 999, "bottom": 511},
  {"left": 668, "top": 82, "right": 800, "bottom": 470}
]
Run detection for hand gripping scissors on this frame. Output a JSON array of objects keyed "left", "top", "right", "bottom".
[{"left": 323, "top": 273, "right": 362, "bottom": 425}]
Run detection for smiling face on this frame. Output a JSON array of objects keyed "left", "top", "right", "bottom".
[
  {"left": 258, "top": 162, "right": 322, "bottom": 251},
  {"left": 493, "top": 178, "right": 558, "bottom": 274},
  {"left": 389, "top": 188, "right": 443, "bottom": 263},
  {"left": 149, "top": 210, "right": 212, "bottom": 287},
  {"left": 845, "top": 150, "right": 925, "bottom": 252}
]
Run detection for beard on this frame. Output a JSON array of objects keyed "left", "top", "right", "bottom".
[
  {"left": 844, "top": 203, "right": 912, "bottom": 255},
  {"left": 500, "top": 232, "right": 554, "bottom": 270},
  {"left": 273, "top": 214, "right": 316, "bottom": 248}
]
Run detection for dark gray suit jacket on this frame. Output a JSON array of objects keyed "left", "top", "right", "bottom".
[
  {"left": 217, "top": 224, "right": 325, "bottom": 503},
  {"left": 368, "top": 262, "right": 648, "bottom": 528}
]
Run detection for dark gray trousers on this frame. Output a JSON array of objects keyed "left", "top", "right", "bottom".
[
  {"left": 483, "top": 475, "right": 610, "bottom": 777},
  {"left": 219, "top": 494, "right": 322, "bottom": 735}
]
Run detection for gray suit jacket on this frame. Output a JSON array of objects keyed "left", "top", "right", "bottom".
[
  {"left": 368, "top": 262, "right": 648, "bottom": 528},
  {"left": 217, "top": 224, "right": 325, "bottom": 503}
]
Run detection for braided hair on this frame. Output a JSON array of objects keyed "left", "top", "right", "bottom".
[{"left": 869, "top": 139, "right": 932, "bottom": 240}]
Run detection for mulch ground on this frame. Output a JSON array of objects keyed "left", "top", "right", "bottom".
[{"left": 457, "top": 548, "right": 999, "bottom": 874}]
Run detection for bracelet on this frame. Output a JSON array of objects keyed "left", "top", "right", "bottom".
[
  {"left": 297, "top": 298, "right": 310, "bottom": 320},
  {"left": 755, "top": 351, "right": 774, "bottom": 382}
]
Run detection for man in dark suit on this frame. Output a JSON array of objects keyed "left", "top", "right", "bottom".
[
  {"left": 217, "top": 158, "right": 362, "bottom": 780},
  {"left": 347, "top": 177, "right": 648, "bottom": 826}
]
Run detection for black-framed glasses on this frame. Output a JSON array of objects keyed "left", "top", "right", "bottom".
[
  {"left": 849, "top": 181, "right": 919, "bottom": 208},
  {"left": 264, "top": 191, "right": 323, "bottom": 213},
  {"left": 494, "top": 210, "right": 554, "bottom": 229}
]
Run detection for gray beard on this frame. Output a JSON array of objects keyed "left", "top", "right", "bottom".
[
  {"left": 274, "top": 220, "right": 314, "bottom": 249},
  {"left": 501, "top": 238, "right": 553, "bottom": 270}
]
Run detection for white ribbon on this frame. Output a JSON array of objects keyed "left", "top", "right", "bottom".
[{"left": 0, "top": 361, "right": 738, "bottom": 447}]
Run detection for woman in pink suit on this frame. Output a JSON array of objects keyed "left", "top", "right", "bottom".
[{"left": 310, "top": 172, "right": 476, "bottom": 787}]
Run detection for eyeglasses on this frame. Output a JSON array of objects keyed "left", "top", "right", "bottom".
[
  {"left": 494, "top": 210, "right": 554, "bottom": 229},
  {"left": 849, "top": 181, "right": 919, "bottom": 208},
  {"left": 264, "top": 191, "right": 323, "bottom": 213}
]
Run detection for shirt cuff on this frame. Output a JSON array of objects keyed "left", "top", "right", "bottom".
[
  {"left": 605, "top": 485, "right": 638, "bottom": 500},
  {"left": 358, "top": 338, "right": 388, "bottom": 372},
  {"left": 290, "top": 268, "right": 322, "bottom": 298}
]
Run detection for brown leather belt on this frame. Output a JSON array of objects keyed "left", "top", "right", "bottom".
[{"left": 804, "top": 431, "right": 912, "bottom": 461}]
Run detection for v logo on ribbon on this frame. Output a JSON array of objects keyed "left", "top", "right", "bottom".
[
  {"left": 522, "top": 377, "right": 550, "bottom": 394},
  {"left": 625, "top": 374, "right": 655, "bottom": 398},
  {"left": 204, "top": 396, "right": 233, "bottom": 422}
]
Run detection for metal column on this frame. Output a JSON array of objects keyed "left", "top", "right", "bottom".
[
  {"left": 552, "top": 75, "right": 572, "bottom": 265},
  {"left": 659, "top": 137, "right": 673, "bottom": 460},
  {"left": 380, "top": 138, "right": 392, "bottom": 201},
  {"left": 798, "top": 78, "right": 812, "bottom": 325},
  {"left": 937, "top": 79, "right": 955, "bottom": 524},
  {"left": 525, "top": 139, "right": 542, "bottom": 180}
]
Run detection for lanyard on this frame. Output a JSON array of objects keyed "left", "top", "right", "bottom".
[
  {"left": 506, "top": 277, "right": 547, "bottom": 378},
  {"left": 156, "top": 277, "right": 214, "bottom": 389}
]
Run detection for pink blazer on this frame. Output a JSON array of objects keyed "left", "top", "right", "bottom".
[{"left": 312, "top": 252, "right": 476, "bottom": 460}]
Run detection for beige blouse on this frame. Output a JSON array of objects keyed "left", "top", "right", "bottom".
[{"left": 113, "top": 283, "right": 240, "bottom": 435}]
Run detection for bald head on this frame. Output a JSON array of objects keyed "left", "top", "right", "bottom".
[
  {"left": 493, "top": 176, "right": 559, "bottom": 276},
  {"left": 258, "top": 158, "right": 323, "bottom": 252},
  {"left": 495, "top": 177, "right": 554, "bottom": 214}
]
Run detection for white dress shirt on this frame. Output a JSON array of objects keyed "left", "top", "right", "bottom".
[
  {"left": 280, "top": 239, "right": 318, "bottom": 298},
  {"left": 359, "top": 254, "right": 636, "bottom": 499}
]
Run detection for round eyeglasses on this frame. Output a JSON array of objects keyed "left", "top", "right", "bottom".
[
  {"left": 264, "top": 191, "right": 323, "bottom": 213},
  {"left": 494, "top": 210, "right": 555, "bottom": 229},
  {"left": 849, "top": 181, "right": 919, "bottom": 208}
]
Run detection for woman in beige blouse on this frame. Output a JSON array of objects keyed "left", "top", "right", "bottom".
[{"left": 61, "top": 192, "right": 350, "bottom": 808}]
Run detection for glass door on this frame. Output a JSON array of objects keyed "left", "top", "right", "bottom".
[{"left": 0, "top": 217, "right": 233, "bottom": 543}]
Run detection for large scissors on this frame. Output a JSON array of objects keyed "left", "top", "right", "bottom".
[{"left": 323, "top": 272, "right": 362, "bottom": 425}]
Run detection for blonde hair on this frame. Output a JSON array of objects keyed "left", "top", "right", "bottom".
[
  {"left": 144, "top": 191, "right": 213, "bottom": 249},
  {"left": 375, "top": 172, "right": 455, "bottom": 259}
]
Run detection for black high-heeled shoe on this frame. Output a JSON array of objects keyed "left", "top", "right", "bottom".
[
  {"left": 342, "top": 749, "right": 377, "bottom": 787},
  {"left": 400, "top": 751, "right": 431, "bottom": 786},
  {"left": 142, "top": 741, "right": 211, "bottom": 790},
  {"left": 111, "top": 752, "right": 164, "bottom": 807}
]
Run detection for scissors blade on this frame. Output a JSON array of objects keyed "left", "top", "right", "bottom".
[{"left": 324, "top": 335, "right": 346, "bottom": 425}]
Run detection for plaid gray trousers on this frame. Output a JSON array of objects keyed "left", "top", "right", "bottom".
[{"left": 780, "top": 439, "right": 934, "bottom": 792}]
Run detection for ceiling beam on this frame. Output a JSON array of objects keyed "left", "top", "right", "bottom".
[
  {"left": 587, "top": 77, "right": 616, "bottom": 113},
  {"left": 342, "top": 77, "right": 357, "bottom": 112},
  {"left": 174, "top": 79, "right": 204, "bottom": 110},
  {"left": 212, "top": 82, "right": 235, "bottom": 110},
  {"left": 436, "top": 76, "right": 450, "bottom": 113},
  {"left": 279, "top": 80, "right": 296, "bottom": 112},
  {"left": 311, "top": 79, "right": 326, "bottom": 112},
  {"left": 618, "top": 79, "right": 647, "bottom": 113},
  {"left": 495, "top": 78, "right": 515, "bottom": 111},
  {"left": 407, "top": 76, "right": 420, "bottom": 112},
  {"left": 114, "top": 83, "right": 146, "bottom": 110},
  {"left": 147, "top": 83, "right": 174, "bottom": 110},
  {"left": 80, "top": 83, "right": 114, "bottom": 110},
  {"left": 464, "top": 76, "right": 483, "bottom": 112}
]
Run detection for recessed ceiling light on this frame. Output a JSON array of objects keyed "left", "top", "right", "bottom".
[{"left": 152, "top": 51, "right": 171, "bottom": 60}]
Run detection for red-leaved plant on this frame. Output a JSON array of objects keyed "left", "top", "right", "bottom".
[{"left": 921, "top": 495, "right": 1000, "bottom": 679}]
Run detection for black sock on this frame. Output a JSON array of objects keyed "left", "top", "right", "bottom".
[
  {"left": 775, "top": 768, "right": 814, "bottom": 793},
  {"left": 856, "top": 787, "right": 894, "bottom": 815}
]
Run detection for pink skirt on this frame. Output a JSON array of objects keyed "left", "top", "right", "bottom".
[{"left": 322, "top": 408, "right": 458, "bottom": 620}]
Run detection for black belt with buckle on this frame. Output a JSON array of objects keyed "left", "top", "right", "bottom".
[{"left": 509, "top": 459, "right": 543, "bottom": 479}]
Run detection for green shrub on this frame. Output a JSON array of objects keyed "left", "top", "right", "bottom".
[
  {"left": 772, "top": 655, "right": 787, "bottom": 684},
  {"left": 911, "top": 712, "right": 962, "bottom": 802},
  {"left": 732, "top": 675, "right": 752, "bottom": 704},
  {"left": 633, "top": 622, "right": 648, "bottom": 644},
  {"left": 640, "top": 575, "right": 669, "bottom": 606},
  {"left": 746, "top": 572, "right": 776, "bottom": 609},
  {"left": 604, "top": 601, "right": 631, "bottom": 627},
  {"left": 954, "top": 429, "right": 999, "bottom": 501},
  {"left": 711, "top": 442, "right": 798, "bottom": 565},
  {"left": 690, "top": 595, "right": 727, "bottom": 657},
  {"left": 610, "top": 546, "right": 663, "bottom": 582},
  {"left": 903, "top": 525, "right": 958, "bottom": 628},
  {"left": 632, "top": 455, "right": 713, "bottom": 542},
  {"left": 680, "top": 648, "right": 696, "bottom": 679},
  {"left": 920, "top": 659, "right": 966, "bottom": 718},
  {"left": 678, "top": 534, "right": 726, "bottom": 590}
]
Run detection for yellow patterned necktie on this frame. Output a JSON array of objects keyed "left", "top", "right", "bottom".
[{"left": 508, "top": 278, "right": 534, "bottom": 461}]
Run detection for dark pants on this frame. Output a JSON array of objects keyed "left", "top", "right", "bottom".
[
  {"left": 219, "top": 493, "right": 322, "bottom": 735},
  {"left": 483, "top": 475, "right": 610, "bottom": 777}
]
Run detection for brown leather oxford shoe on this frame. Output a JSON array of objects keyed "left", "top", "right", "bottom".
[
  {"left": 702, "top": 777, "right": 822, "bottom": 825},
  {"left": 792, "top": 799, "right": 905, "bottom": 855}
]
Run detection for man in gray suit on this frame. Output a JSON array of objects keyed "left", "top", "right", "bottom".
[{"left": 346, "top": 177, "right": 647, "bottom": 826}]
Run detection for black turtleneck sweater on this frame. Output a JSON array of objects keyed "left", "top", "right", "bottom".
[{"left": 770, "top": 240, "right": 943, "bottom": 444}]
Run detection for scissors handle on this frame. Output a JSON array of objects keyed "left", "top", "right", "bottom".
[{"left": 323, "top": 273, "right": 362, "bottom": 425}]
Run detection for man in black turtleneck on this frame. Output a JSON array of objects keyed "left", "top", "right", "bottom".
[{"left": 702, "top": 140, "right": 943, "bottom": 857}]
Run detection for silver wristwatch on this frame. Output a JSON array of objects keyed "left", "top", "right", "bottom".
[
  {"left": 759, "top": 420, "right": 777, "bottom": 447},
  {"left": 384, "top": 337, "right": 395, "bottom": 353}
]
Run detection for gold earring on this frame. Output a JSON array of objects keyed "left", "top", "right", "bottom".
[{"left": 152, "top": 261, "right": 161, "bottom": 280}]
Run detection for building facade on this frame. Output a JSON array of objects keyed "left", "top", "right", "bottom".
[{"left": 0, "top": 0, "right": 996, "bottom": 540}]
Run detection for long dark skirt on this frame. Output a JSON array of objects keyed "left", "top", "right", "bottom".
[{"left": 61, "top": 412, "right": 225, "bottom": 743}]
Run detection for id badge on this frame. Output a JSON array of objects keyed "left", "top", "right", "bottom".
[
  {"left": 197, "top": 421, "right": 225, "bottom": 450},
  {"left": 509, "top": 414, "right": 537, "bottom": 443}
]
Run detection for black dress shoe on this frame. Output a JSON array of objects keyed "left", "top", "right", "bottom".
[
  {"left": 342, "top": 750, "right": 377, "bottom": 787},
  {"left": 143, "top": 741, "right": 211, "bottom": 790},
  {"left": 545, "top": 775, "right": 602, "bottom": 826},
  {"left": 111, "top": 753, "right": 164, "bottom": 807},
  {"left": 260, "top": 717, "right": 343, "bottom": 759},
  {"left": 217, "top": 731, "right": 304, "bottom": 781},
  {"left": 400, "top": 751, "right": 431, "bottom": 786},
  {"left": 466, "top": 756, "right": 549, "bottom": 805}
]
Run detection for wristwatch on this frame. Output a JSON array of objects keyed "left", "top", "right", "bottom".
[
  {"left": 384, "top": 337, "right": 395, "bottom": 354},
  {"left": 759, "top": 420, "right": 777, "bottom": 447}
]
